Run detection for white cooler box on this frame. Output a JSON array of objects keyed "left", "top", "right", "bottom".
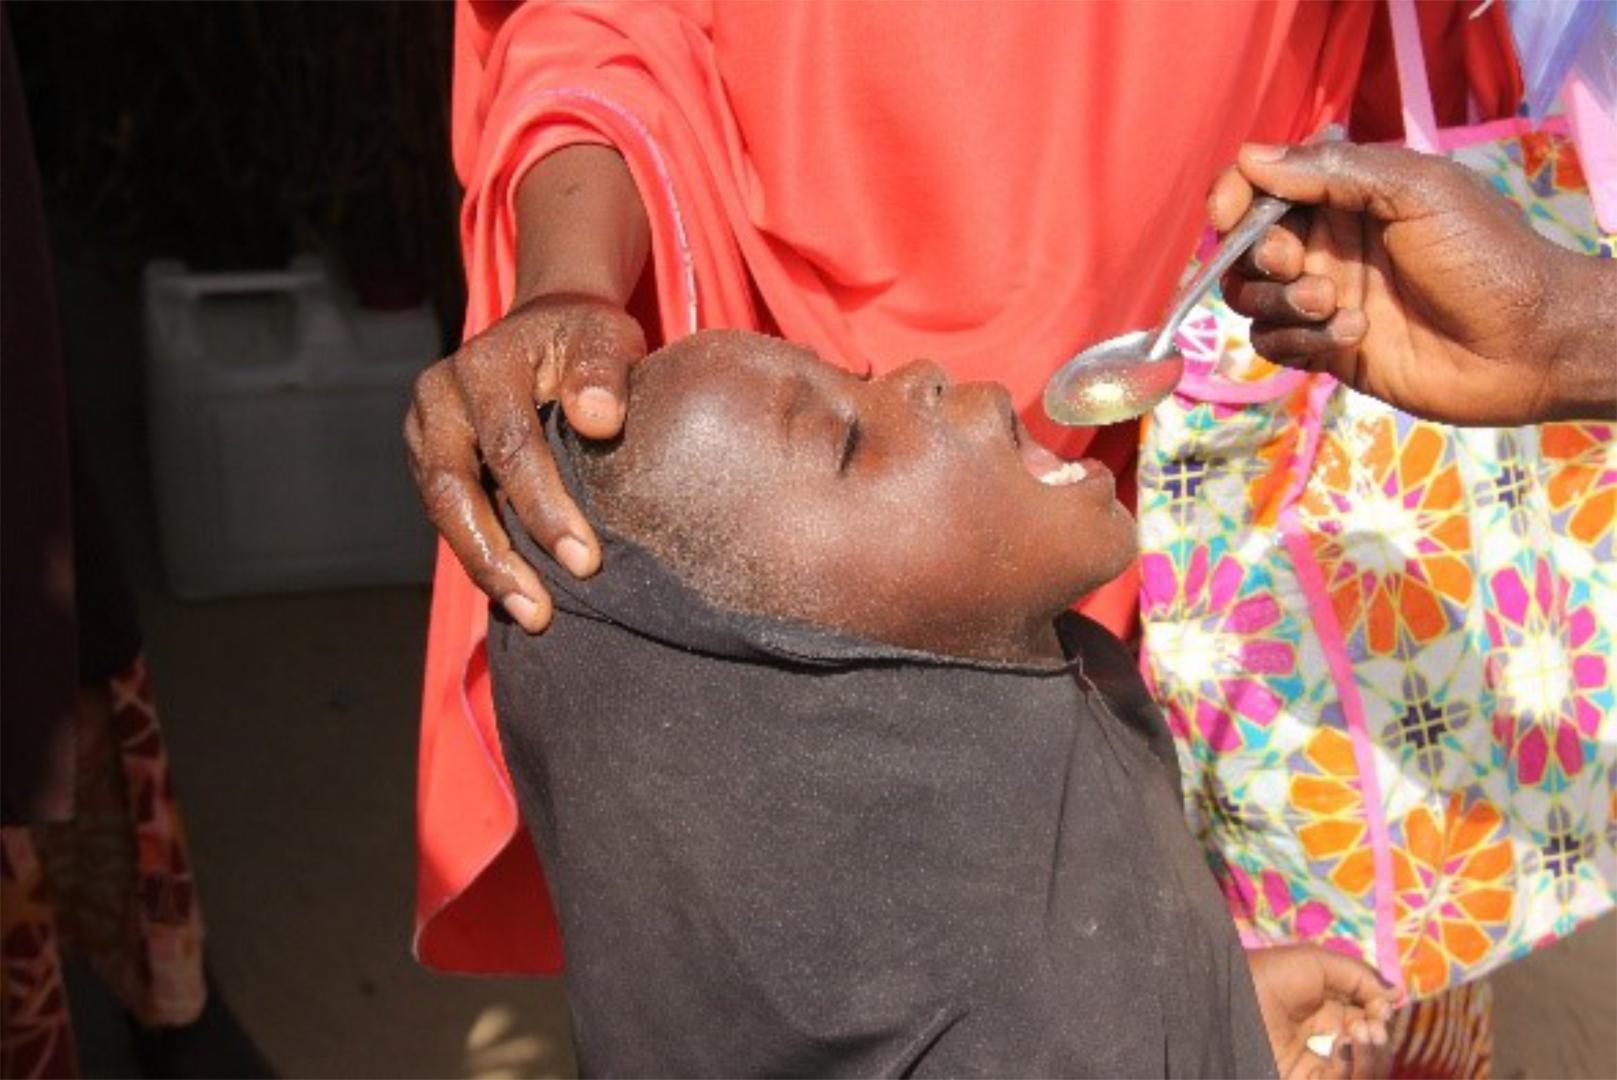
[{"left": 143, "top": 257, "right": 440, "bottom": 598}]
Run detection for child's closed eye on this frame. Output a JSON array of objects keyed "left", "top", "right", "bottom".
[{"left": 838, "top": 417, "right": 862, "bottom": 474}]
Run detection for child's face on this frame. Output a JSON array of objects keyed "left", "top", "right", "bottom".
[{"left": 603, "top": 330, "right": 1137, "bottom": 661}]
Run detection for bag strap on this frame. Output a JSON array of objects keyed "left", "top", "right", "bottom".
[
  {"left": 1388, "top": 0, "right": 1443, "bottom": 152},
  {"left": 1563, "top": 68, "right": 1617, "bottom": 234}
]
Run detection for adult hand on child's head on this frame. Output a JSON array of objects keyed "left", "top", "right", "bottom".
[
  {"left": 1207, "top": 140, "right": 1615, "bottom": 427},
  {"left": 1248, "top": 944, "right": 1396, "bottom": 1079},
  {"left": 403, "top": 294, "right": 647, "bottom": 632}
]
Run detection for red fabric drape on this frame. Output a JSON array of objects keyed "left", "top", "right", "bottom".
[{"left": 418, "top": 0, "right": 1515, "bottom": 974}]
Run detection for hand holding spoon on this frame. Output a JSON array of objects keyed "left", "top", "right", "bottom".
[{"left": 1043, "top": 125, "right": 1345, "bottom": 427}]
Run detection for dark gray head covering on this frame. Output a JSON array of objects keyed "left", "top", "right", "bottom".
[{"left": 488, "top": 412, "right": 1275, "bottom": 1078}]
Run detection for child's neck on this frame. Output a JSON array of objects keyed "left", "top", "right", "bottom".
[
  {"left": 1002, "top": 620, "right": 1066, "bottom": 665},
  {"left": 930, "top": 614, "right": 1066, "bottom": 666}
]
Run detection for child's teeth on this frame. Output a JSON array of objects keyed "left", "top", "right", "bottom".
[{"left": 1039, "top": 461, "right": 1089, "bottom": 486}]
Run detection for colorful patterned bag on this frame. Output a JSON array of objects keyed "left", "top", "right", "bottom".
[{"left": 1139, "top": 1, "right": 1615, "bottom": 1000}]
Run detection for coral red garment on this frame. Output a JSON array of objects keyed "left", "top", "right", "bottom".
[{"left": 419, "top": 0, "right": 1391, "bottom": 974}]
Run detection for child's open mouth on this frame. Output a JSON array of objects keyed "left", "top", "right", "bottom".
[
  {"left": 1011, "top": 414, "right": 1103, "bottom": 487},
  {"left": 1036, "top": 460, "right": 1092, "bottom": 486}
]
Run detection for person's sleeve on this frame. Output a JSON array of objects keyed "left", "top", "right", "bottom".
[
  {"left": 451, "top": 0, "right": 716, "bottom": 333},
  {"left": 420, "top": 0, "right": 735, "bottom": 976}
]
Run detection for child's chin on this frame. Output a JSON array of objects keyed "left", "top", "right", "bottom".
[{"left": 1064, "top": 520, "right": 1139, "bottom": 600}]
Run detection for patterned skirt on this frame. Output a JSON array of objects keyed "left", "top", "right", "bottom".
[
  {"left": 1391, "top": 979, "right": 1493, "bottom": 1079},
  {"left": 0, "top": 655, "right": 205, "bottom": 1078}
]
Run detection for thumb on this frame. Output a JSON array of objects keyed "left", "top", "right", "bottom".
[
  {"left": 1236, "top": 142, "right": 1449, "bottom": 224},
  {"left": 557, "top": 305, "right": 647, "bottom": 439}
]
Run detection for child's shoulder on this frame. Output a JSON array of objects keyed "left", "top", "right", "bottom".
[
  {"left": 1054, "top": 612, "right": 1141, "bottom": 696},
  {"left": 1055, "top": 612, "right": 1180, "bottom": 784}
]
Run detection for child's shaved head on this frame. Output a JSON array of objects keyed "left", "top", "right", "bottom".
[
  {"left": 569, "top": 419, "right": 788, "bottom": 618},
  {"left": 565, "top": 330, "right": 1135, "bottom": 663}
]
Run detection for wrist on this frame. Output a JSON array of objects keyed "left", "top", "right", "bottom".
[
  {"left": 512, "top": 247, "right": 635, "bottom": 312},
  {"left": 1543, "top": 251, "right": 1617, "bottom": 422},
  {"left": 511, "top": 277, "right": 627, "bottom": 311}
]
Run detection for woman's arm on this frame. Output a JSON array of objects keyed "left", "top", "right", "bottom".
[
  {"left": 512, "top": 143, "right": 651, "bottom": 313},
  {"left": 404, "top": 144, "right": 651, "bottom": 631}
]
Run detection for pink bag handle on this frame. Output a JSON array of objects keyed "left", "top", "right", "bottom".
[
  {"left": 1388, "top": 0, "right": 1443, "bottom": 152},
  {"left": 1563, "top": 69, "right": 1617, "bottom": 234},
  {"left": 1389, "top": 0, "right": 1616, "bottom": 232}
]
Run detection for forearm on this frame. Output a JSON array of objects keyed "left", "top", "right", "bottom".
[
  {"left": 1545, "top": 252, "right": 1617, "bottom": 422},
  {"left": 512, "top": 144, "right": 651, "bottom": 309}
]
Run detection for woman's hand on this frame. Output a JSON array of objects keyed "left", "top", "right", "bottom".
[
  {"left": 405, "top": 144, "right": 651, "bottom": 632},
  {"left": 1248, "top": 944, "right": 1396, "bottom": 1079},
  {"left": 1208, "top": 141, "right": 1616, "bottom": 426},
  {"left": 404, "top": 295, "right": 646, "bottom": 631}
]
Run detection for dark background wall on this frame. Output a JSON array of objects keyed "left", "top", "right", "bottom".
[
  {"left": 3, "top": 9, "right": 589, "bottom": 1077},
  {"left": 9, "top": 0, "right": 463, "bottom": 332}
]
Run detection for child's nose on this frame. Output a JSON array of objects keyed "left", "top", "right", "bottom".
[{"left": 885, "top": 360, "right": 950, "bottom": 408}]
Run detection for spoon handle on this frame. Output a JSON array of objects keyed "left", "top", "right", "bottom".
[
  {"left": 1146, "top": 195, "right": 1291, "bottom": 360},
  {"left": 1146, "top": 123, "right": 1346, "bottom": 361}
]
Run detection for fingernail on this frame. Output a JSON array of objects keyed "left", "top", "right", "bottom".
[
  {"left": 1294, "top": 284, "right": 1328, "bottom": 316},
  {"left": 1253, "top": 239, "right": 1279, "bottom": 276},
  {"left": 1333, "top": 309, "right": 1369, "bottom": 340},
  {"left": 1244, "top": 143, "right": 1286, "bottom": 163},
  {"left": 503, "top": 593, "right": 543, "bottom": 627},
  {"left": 576, "top": 387, "right": 621, "bottom": 424},
  {"left": 556, "top": 535, "right": 594, "bottom": 577}
]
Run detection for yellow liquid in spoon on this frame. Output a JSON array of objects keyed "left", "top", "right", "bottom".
[{"left": 1045, "top": 354, "right": 1184, "bottom": 426}]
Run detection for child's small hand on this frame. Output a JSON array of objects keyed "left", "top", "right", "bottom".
[{"left": 1247, "top": 944, "right": 1396, "bottom": 1079}]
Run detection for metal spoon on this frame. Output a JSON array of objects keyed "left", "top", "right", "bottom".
[{"left": 1043, "top": 125, "right": 1344, "bottom": 427}]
